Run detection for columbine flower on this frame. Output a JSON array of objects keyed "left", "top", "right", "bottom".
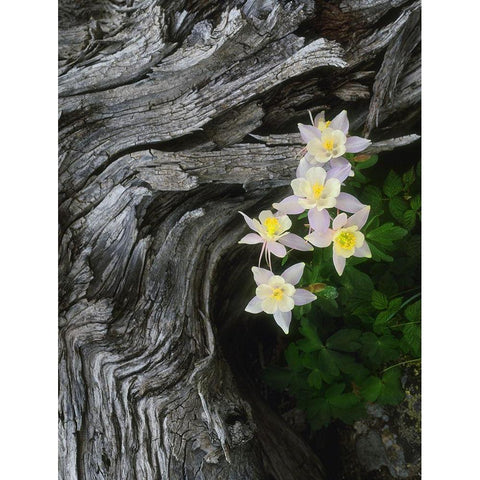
[
  {"left": 298, "top": 110, "right": 371, "bottom": 165},
  {"left": 238, "top": 210, "right": 312, "bottom": 269},
  {"left": 305, "top": 206, "right": 372, "bottom": 276},
  {"left": 245, "top": 263, "right": 316, "bottom": 334},
  {"left": 273, "top": 158, "right": 365, "bottom": 227}
]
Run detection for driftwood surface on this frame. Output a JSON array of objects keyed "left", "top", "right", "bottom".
[{"left": 58, "top": 0, "right": 420, "bottom": 478}]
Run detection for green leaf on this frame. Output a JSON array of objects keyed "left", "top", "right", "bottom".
[
  {"left": 383, "top": 171, "right": 403, "bottom": 197},
  {"left": 298, "top": 212, "right": 308, "bottom": 220},
  {"left": 329, "top": 392, "right": 360, "bottom": 409},
  {"left": 402, "top": 209, "right": 417, "bottom": 230},
  {"left": 359, "top": 376, "right": 382, "bottom": 402},
  {"left": 403, "top": 324, "right": 421, "bottom": 356},
  {"left": 305, "top": 397, "right": 331, "bottom": 430},
  {"left": 356, "top": 154, "right": 378, "bottom": 170},
  {"left": 297, "top": 317, "right": 323, "bottom": 352},
  {"left": 360, "top": 332, "right": 379, "bottom": 359},
  {"left": 281, "top": 254, "right": 289, "bottom": 266},
  {"left": 405, "top": 300, "right": 421, "bottom": 323},
  {"left": 366, "top": 223, "right": 408, "bottom": 247},
  {"left": 373, "top": 310, "right": 391, "bottom": 333},
  {"left": 361, "top": 185, "right": 383, "bottom": 211},
  {"left": 377, "top": 368, "right": 404, "bottom": 405},
  {"left": 377, "top": 335, "right": 400, "bottom": 363},
  {"left": 307, "top": 369, "right": 323, "bottom": 390},
  {"left": 369, "top": 243, "right": 394, "bottom": 262},
  {"left": 317, "top": 285, "right": 338, "bottom": 300},
  {"left": 372, "top": 290, "right": 389, "bottom": 310},
  {"left": 330, "top": 351, "right": 369, "bottom": 380},
  {"left": 389, "top": 196, "right": 409, "bottom": 222},
  {"left": 318, "top": 348, "right": 341, "bottom": 382},
  {"left": 325, "top": 382, "right": 345, "bottom": 398},
  {"left": 410, "top": 194, "right": 421, "bottom": 211},
  {"left": 326, "top": 329, "right": 362, "bottom": 352},
  {"left": 402, "top": 167, "right": 416, "bottom": 187}
]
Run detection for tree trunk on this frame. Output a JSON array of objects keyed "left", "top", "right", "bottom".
[{"left": 58, "top": 0, "right": 420, "bottom": 478}]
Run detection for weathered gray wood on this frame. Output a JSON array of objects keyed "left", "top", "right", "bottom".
[{"left": 58, "top": 1, "right": 421, "bottom": 478}]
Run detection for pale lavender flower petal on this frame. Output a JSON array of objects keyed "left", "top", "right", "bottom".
[
  {"left": 305, "top": 230, "right": 333, "bottom": 248},
  {"left": 333, "top": 253, "right": 346, "bottom": 276},
  {"left": 330, "top": 157, "right": 350, "bottom": 169},
  {"left": 313, "top": 111, "right": 326, "bottom": 127},
  {"left": 330, "top": 110, "right": 349, "bottom": 134},
  {"left": 333, "top": 212, "right": 348, "bottom": 230},
  {"left": 293, "top": 289, "right": 317, "bottom": 306},
  {"left": 308, "top": 208, "right": 330, "bottom": 233},
  {"left": 296, "top": 156, "right": 312, "bottom": 178},
  {"left": 245, "top": 296, "right": 263, "bottom": 313},
  {"left": 251, "top": 266, "right": 274, "bottom": 286},
  {"left": 345, "top": 205, "right": 371, "bottom": 229},
  {"left": 273, "top": 195, "right": 305, "bottom": 215},
  {"left": 267, "top": 241, "right": 287, "bottom": 258},
  {"left": 345, "top": 136, "right": 371, "bottom": 153},
  {"left": 326, "top": 163, "right": 351, "bottom": 183},
  {"left": 336, "top": 192, "right": 365, "bottom": 213},
  {"left": 238, "top": 233, "right": 263, "bottom": 244},
  {"left": 273, "top": 310, "right": 292, "bottom": 334},
  {"left": 239, "top": 211, "right": 256, "bottom": 230},
  {"left": 298, "top": 123, "right": 322, "bottom": 143},
  {"left": 278, "top": 233, "right": 313, "bottom": 251},
  {"left": 353, "top": 241, "right": 372, "bottom": 258},
  {"left": 281, "top": 262, "right": 305, "bottom": 285}
]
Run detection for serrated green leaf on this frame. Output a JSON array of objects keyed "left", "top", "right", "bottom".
[
  {"left": 330, "top": 351, "right": 369, "bottom": 380},
  {"left": 326, "top": 329, "right": 362, "bottom": 352},
  {"left": 329, "top": 392, "right": 360, "bottom": 409},
  {"left": 383, "top": 171, "right": 403, "bottom": 197},
  {"left": 298, "top": 317, "right": 323, "bottom": 352},
  {"left": 403, "top": 324, "right": 421, "bottom": 356},
  {"left": 359, "top": 376, "right": 382, "bottom": 402},
  {"left": 389, "top": 196, "right": 409, "bottom": 222},
  {"left": 377, "top": 368, "right": 404, "bottom": 405},
  {"left": 402, "top": 167, "right": 416, "bottom": 187},
  {"left": 410, "top": 194, "right": 421, "bottom": 211},
  {"left": 361, "top": 185, "right": 383, "bottom": 211},
  {"left": 318, "top": 348, "right": 341, "bottom": 382},
  {"left": 402, "top": 209, "right": 417, "bottom": 230},
  {"left": 366, "top": 223, "right": 408, "bottom": 247},
  {"left": 405, "top": 300, "right": 421, "bottom": 323},
  {"left": 307, "top": 369, "right": 323, "bottom": 389},
  {"left": 360, "top": 332, "right": 379, "bottom": 359},
  {"left": 369, "top": 243, "right": 394, "bottom": 262},
  {"left": 372, "top": 290, "right": 389, "bottom": 310},
  {"left": 325, "top": 382, "right": 345, "bottom": 398},
  {"left": 377, "top": 335, "right": 400, "bottom": 363},
  {"left": 373, "top": 310, "right": 391, "bottom": 333}
]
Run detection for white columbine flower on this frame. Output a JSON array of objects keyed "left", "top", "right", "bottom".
[
  {"left": 245, "top": 263, "right": 316, "bottom": 334},
  {"left": 298, "top": 110, "right": 372, "bottom": 165},
  {"left": 305, "top": 206, "right": 372, "bottom": 276},
  {"left": 273, "top": 157, "right": 365, "bottom": 230},
  {"left": 238, "top": 210, "right": 312, "bottom": 269}
]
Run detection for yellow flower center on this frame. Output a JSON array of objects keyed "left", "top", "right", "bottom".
[
  {"left": 271, "top": 288, "right": 284, "bottom": 300},
  {"left": 312, "top": 182, "right": 324, "bottom": 199},
  {"left": 323, "top": 139, "right": 334, "bottom": 151},
  {"left": 264, "top": 216, "right": 280, "bottom": 237},
  {"left": 335, "top": 231, "right": 356, "bottom": 250},
  {"left": 317, "top": 120, "right": 331, "bottom": 131}
]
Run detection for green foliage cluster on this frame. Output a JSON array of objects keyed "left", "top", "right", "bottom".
[{"left": 265, "top": 154, "right": 421, "bottom": 429}]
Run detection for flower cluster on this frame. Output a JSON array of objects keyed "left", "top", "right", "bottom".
[{"left": 239, "top": 110, "right": 373, "bottom": 333}]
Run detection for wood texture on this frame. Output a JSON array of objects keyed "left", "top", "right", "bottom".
[{"left": 58, "top": 1, "right": 421, "bottom": 478}]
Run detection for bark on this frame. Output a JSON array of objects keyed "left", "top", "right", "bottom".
[{"left": 58, "top": 0, "right": 421, "bottom": 479}]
